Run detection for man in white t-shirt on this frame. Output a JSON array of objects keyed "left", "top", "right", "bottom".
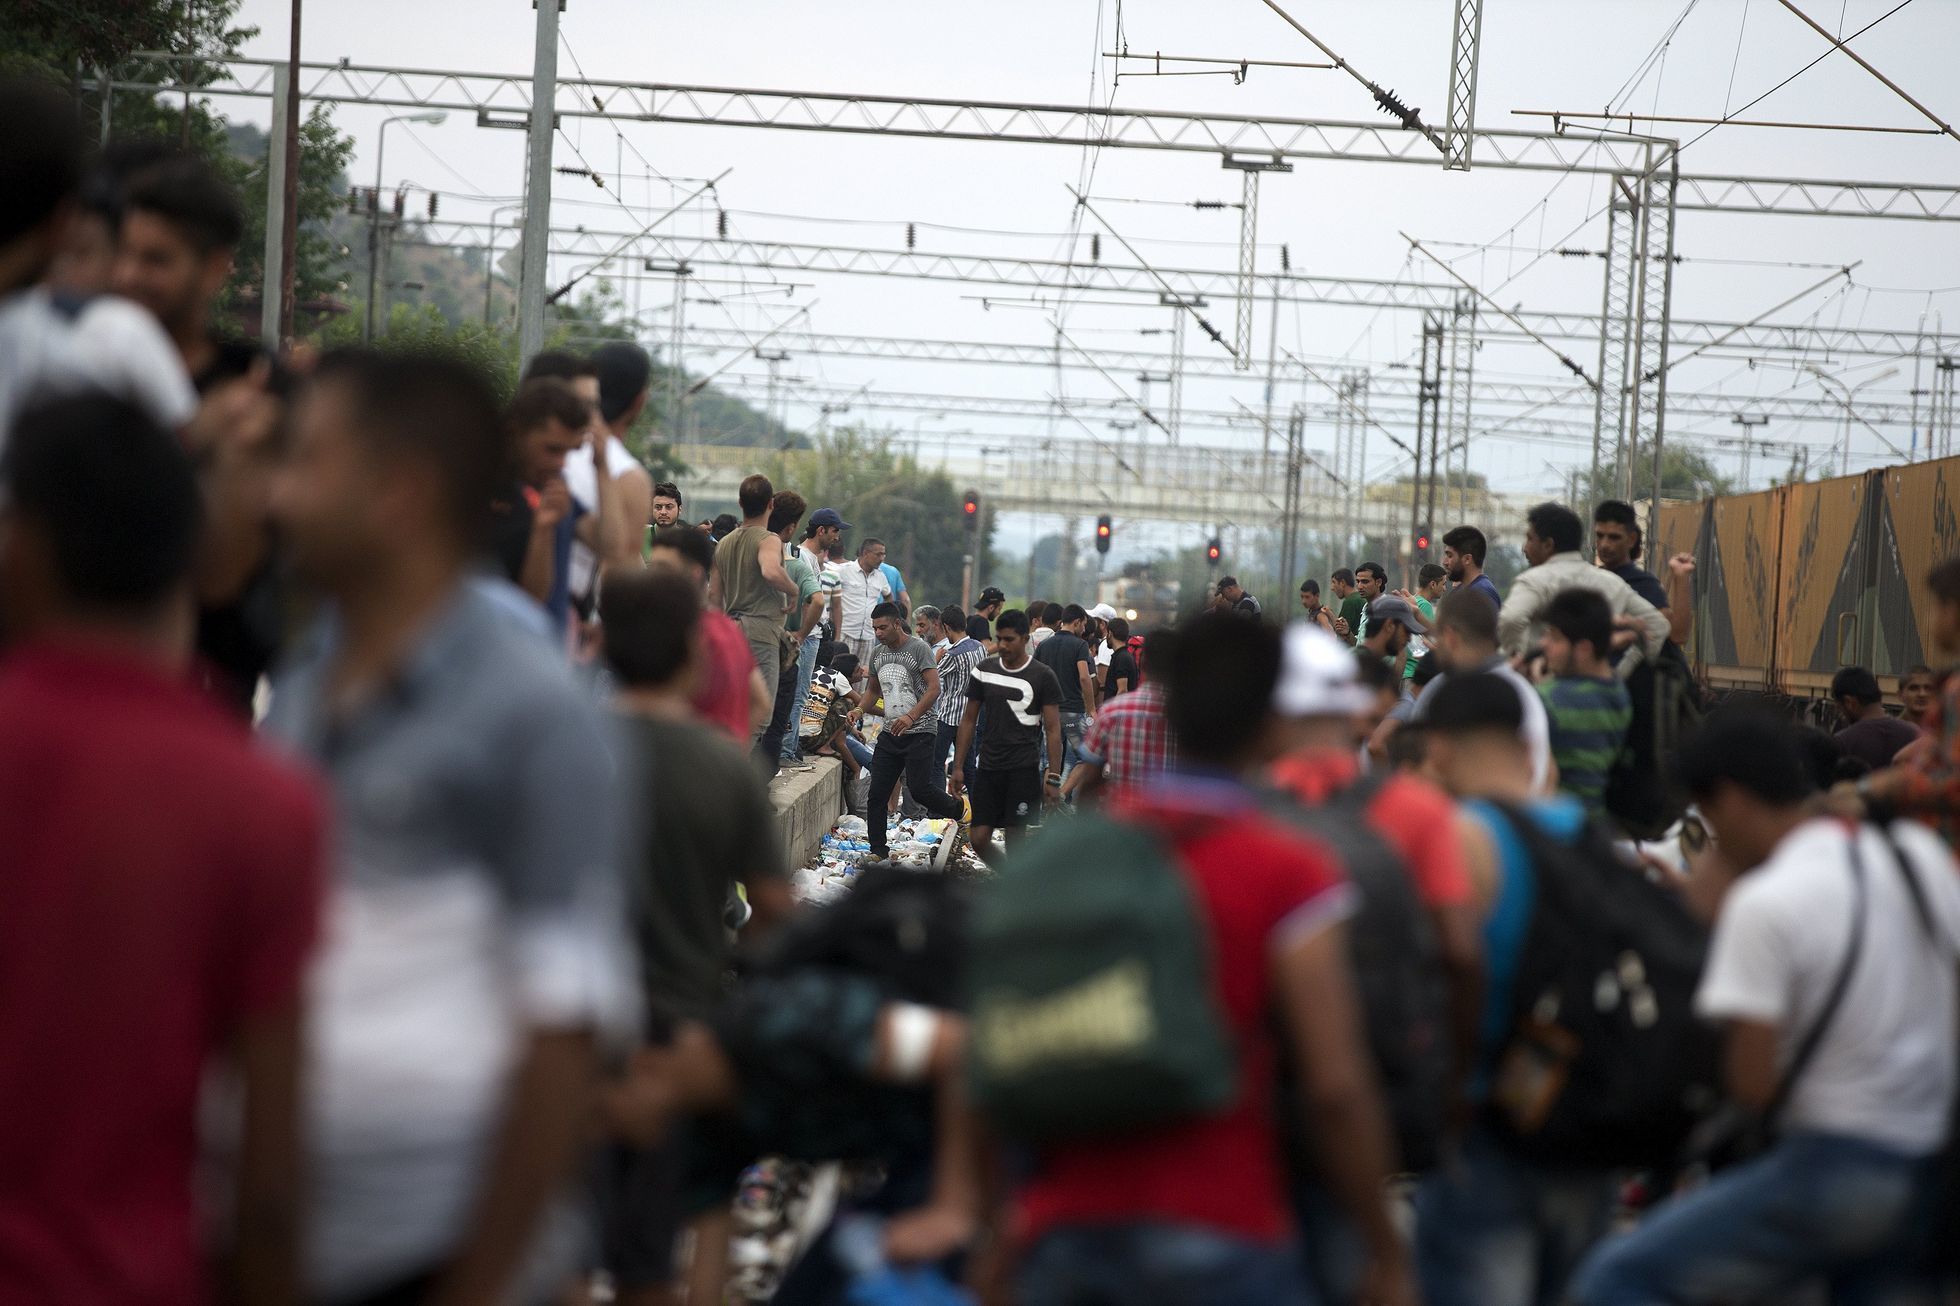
[
  {"left": 1576, "top": 710, "right": 1960, "bottom": 1305},
  {"left": 522, "top": 351, "right": 643, "bottom": 614},
  {"left": 0, "top": 82, "right": 196, "bottom": 460}
]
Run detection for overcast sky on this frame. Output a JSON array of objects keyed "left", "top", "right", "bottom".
[{"left": 222, "top": 0, "right": 1960, "bottom": 555}]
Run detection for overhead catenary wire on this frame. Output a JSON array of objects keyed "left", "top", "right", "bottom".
[
  {"left": 1402, "top": 233, "right": 1597, "bottom": 388},
  {"left": 1773, "top": 0, "right": 1957, "bottom": 142},
  {"left": 1253, "top": 0, "right": 1446, "bottom": 153},
  {"left": 1066, "top": 186, "right": 1234, "bottom": 357}
]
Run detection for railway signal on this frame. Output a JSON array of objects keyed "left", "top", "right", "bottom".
[
  {"left": 1095, "top": 515, "right": 1112, "bottom": 555},
  {"left": 961, "top": 489, "right": 979, "bottom": 528},
  {"left": 1206, "top": 537, "right": 1222, "bottom": 567},
  {"left": 1415, "top": 523, "right": 1431, "bottom": 556}
]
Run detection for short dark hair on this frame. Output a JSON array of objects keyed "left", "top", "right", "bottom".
[
  {"left": 1218, "top": 575, "right": 1240, "bottom": 590},
  {"left": 2, "top": 392, "right": 201, "bottom": 613},
  {"left": 591, "top": 341, "right": 652, "bottom": 424},
  {"left": 1166, "top": 613, "right": 1282, "bottom": 766},
  {"left": 1062, "top": 603, "right": 1088, "bottom": 626},
  {"left": 1332, "top": 567, "right": 1356, "bottom": 586},
  {"left": 521, "top": 350, "right": 599, "bottom": 385},
  {"left": 648, "top": 523, "right": 715, "bottom": 575},
  {"left": 1541, "top": 587, "right": 1615, "bottom": 662},
  {"left": 1593, "top": 498, "right": 1643, "bottom": 559},
  {"left": 860, "top": 537, "right": 885, "bottom": 556},
  {"left": 600, "top": 568, "right": 699, "bottom": 687},
  {"left": 1425, "top": 672, "right": 1525, "bottom": 737},
  {"left": 652, "top": 480, "right": 683, "bottom": 505},
  {"left": 1418, "top": 563, "right": 1446, "bottom": 588},
  {"left": 1301, "top": 578, "right": 1321, "bottom": 596},
  {"left": 1410, "top": 649, "right": 1444, "bottom": 688},
  {"left": 737, "top": 473, "right": 774, "bottom": 519},
  {"left": 1387, "top": 721, "right": 1429, "bottom": 771},
  {"left": 941, "top": 604, "right": 967, "bottom": 632},
  {"left": 966, "top": 614, "right": 991, "bottom": 641},
  {"left": 1930, "top": 556, "right": 1960, "bottom": 604},
  {"left": 830, "top": 652, "right": 860, "bottom": 679},
  {"left": 310, "top": 348, "right": 506, "bottom": 546},
  {"left": 1108, "top": 616, "right": 1130, "bottom": 642},
  {"left": 508, "top": 376, "right": 591, "bottom": 437},
  {"left": 1043, "top": 602, "right": 1067, "bottom": 626},
  {"left": 1527, "top": 502, "right": 1585, "bottom": 554},
  {"left": 711, "top": 514, "right": 738, "bottom": 539},
  {"left": 1442, "top": 525, "right": 1487, "bottom": 566},
  {"left": 766, "top": 489, "right": 806, "bottom": 535},
  {"left": 1435, "top": 587, "right": 1500, "bottom": 645},
  {"left": 1830, "top": 666, "right": 1883, "bottom": 706},
  {"left": 1357, "top": 562, "right": 1387, "bottom": 585},
  {"left": 1904, "top": 664, "right": 1937, "bottom": 684},
  {"left": 1677, "top": 708, "right": 1815, "bottom": 805},
  {"left": 0, "top": 78, "right": 83, "bottom": 248},
  {"left": 995, "top": 608, "right": 1030, "bottom": 637},
  {"left": 871, "top": 601, "right": 904, "bottom": 623},
  {"left": 1139, "top": 626, "right": 1176, "bottom": 679},
  {"left": 122, "top": 155, "right": 244, "bottom": 254}
]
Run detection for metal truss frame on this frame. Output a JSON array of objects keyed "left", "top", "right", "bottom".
[{"left": 117, "top": 54, "right": 1960, "bottom": 221}]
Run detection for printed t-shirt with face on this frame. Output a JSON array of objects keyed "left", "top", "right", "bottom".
[
  {"left": 1033, "top": 630, "right": 1094, "bottom": 712},
  {"left": 870, "top": 635, "right": 936, "bottom": 724},
  {"left": 966, "top": 654, "right": 1064, "bottom": 771}
]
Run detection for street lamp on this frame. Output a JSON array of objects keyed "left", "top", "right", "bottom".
[{"left": 365, "top": 110, "right": 448, "bottom": 342}]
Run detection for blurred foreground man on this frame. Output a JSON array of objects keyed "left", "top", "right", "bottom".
[
  {"left": 266, "top": 350, "right": 635, "bottom": 1306},
  {"left": 0, "top": 395, "right": 324, "bottom": 1304}
]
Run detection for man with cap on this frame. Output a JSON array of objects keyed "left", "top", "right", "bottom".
[
  {"left": 1217, "top": 576, "right": 1262, "bottom": 619},
  {"left": 1362, "top": 594, "right": 1423, "bottom": 671},
  {"left": 1088, "top": 601, "right": 1119, "bottom": 679},
  {"left": 1266, "top": 626, "right": 1484, "bottom": 1303},
  {"left": 973, "top": 587, "right": 1006, "bottom": 627}
]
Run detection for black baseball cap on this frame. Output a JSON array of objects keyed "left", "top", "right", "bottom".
[{"left": 977, "top": 586, "right": 1006, "bottom": 607}]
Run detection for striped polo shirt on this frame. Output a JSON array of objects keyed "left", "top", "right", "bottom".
[{"left": 1538, "top": 674, "right": 1632, "bottom": 809}]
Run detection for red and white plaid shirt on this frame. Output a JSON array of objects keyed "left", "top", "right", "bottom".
[{"left": 1083, "top": 680, "right": 1174, "bottom": 790}]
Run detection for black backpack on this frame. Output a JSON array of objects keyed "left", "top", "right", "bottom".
[
  {"left": 1263, "top": 772, "right": 1452, "bottom": 1173},
  {"left": 1604, "top": 643, "right": 1704, "bottom": 841},
  {"left": 1479, "top": 801, "right": 1721, "bottom": 1170},
  {"left": 742, "top": 863, "right": 972, "bottom": 1009}
]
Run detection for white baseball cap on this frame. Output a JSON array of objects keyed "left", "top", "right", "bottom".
[
  {"left": 1275, "top": 624, "right": 1375, "bottom": 717},
  {"left": 1088, "top": 603, "right": 1118, "bottom": 622}
]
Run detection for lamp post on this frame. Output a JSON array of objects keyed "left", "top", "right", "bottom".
[{"left": 364, "top": 110, "right": 447, "bottom": 342}]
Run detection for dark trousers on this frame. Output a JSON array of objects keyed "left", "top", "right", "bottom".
[
  {"left": 755, "top": 648, "right": 801, "bottom": 780},
  {"left": 934, "top": 718, "right": 961, "bottom": 784},
  {"left": 867, "top": 728, "right": 963, "bottom": 854}
]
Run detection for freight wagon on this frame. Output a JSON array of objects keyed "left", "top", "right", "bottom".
[{"left": 1654, "top": 453, "right": 1960, "bottom": 703}]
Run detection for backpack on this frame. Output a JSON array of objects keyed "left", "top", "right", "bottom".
[
  {"left": 966, "top": 810, "right": 1236, "bottom": 1143},
  {"left": 1604, "top": 643, "right": 1704, "bottom": 841},
  {"left": 1479, "top": 801, "right": 1722, "bottom": 1170},
  {"left": 744, "top": 863, "right": 972, "bottom": 1009},
  {"left": 1262, "top": 771, "right": 1452, "bottom": 1173}
]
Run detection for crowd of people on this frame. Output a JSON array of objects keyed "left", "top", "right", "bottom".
[{"left": 6, "top": 73, "right": 1960, "bottom": 1306}]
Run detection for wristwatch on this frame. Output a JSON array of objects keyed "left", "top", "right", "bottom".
[{"left": 1045, "top": 772, "right": 1063, "bottom": 787}]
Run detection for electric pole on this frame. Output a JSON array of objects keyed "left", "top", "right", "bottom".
[{"left": 517, "top": 0, "right": 560, "bottom": 367}]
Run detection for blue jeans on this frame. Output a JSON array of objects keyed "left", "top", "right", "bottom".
[
  {"left": 1414, "top": 1128, "right": 1619, "bottom": 1306},
  {"left": 781, "top": 632, "right": 820, "bottom": 762},
  {"left": 1059, "top": 709, "right": 1088, "bottom": 780},
  {"left": 933, "top": 718, "right": 960, "bottom": 784},
  {"left": 1574, "top": 1132, "right": 1942, "bottom": 1306},
  {"left": 842, "top": 734, "right": 873, "bottom": 770},
  {"left": 1018, "top": 1224, "right": 1310, "bottom": 1306}
]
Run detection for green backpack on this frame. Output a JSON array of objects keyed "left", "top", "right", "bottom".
[{"left": 966, "top": 810, "right": 1236, "bottom": 1142}]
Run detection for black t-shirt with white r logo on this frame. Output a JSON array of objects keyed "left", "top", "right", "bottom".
[{"left": 965, "top": 654, "right": 1063, "bottom": 771}]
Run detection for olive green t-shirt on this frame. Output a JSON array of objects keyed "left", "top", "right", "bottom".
[{"left": 618, "top": 712, "right": 786, "bottom": 1020}]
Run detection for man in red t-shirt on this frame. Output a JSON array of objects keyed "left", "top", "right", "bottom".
[
  {"left": 0, "top": 393, "right": 324, "bottom": 1306},
  {"left": 647, "top": 525, "right": 766, "bottom": 744},
  {"left": 1012, "top": 614, "right": 1416, "bottom": 1306}
]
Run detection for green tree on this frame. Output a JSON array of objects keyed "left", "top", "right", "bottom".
[{"left": 1585, "top": 440, "right": 1734, "bottom": 502}]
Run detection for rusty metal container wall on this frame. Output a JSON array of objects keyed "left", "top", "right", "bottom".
[
  {"left": 1702, "top": 487, "right": 1786, "bottom": 688},
  {"left": 1773, "top": 473, "right": 1872, "bottom": 696},
  {"left": 1876, "top": 455, "right": 1960, "bottom": 676}
]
